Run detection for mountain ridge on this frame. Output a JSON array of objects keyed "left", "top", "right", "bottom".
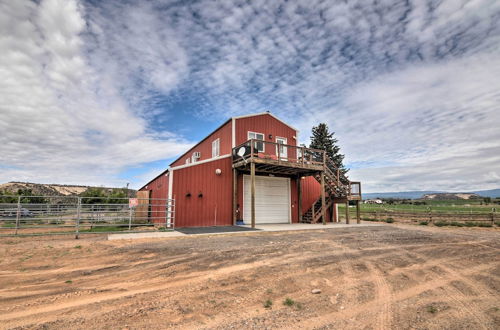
[{"left": 363, "top": 188, "right": 500, "bottom": 199}]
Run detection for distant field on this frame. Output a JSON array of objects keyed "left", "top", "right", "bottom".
[{"left": 339, "top": 200, "right": 498, "bottom": 214}]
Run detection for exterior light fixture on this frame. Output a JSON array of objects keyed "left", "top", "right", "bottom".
[
  {"left": 268, "top": 134, "right": 273, "bottom": 139},
  {"left": 215, "top": 168, "right": 222, "bottom": 175}
]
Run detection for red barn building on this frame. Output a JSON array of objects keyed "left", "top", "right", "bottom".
[{"left": 139, "top": 112, "right": 361, "bottom": 228}]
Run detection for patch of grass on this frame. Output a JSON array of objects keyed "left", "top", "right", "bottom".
[
  {"left": 434, "top": 221, "right": 448, "bottom": 227},
  {"left": 419, "top": 221, "right": 428, "bottom": 226},
  {"left": 19, "top": 255, "right": 32, "bottom": 262},
  {"left": 295, "top": 302, "right": 303, "bottom": 310},
  {"left": 477, "top": 223, "right": 493, "bottom": 227},
  {"left": 427, "top": 305, "right": 438, "bottom": 314},
  {"left": 80, "top": 226, "right": 129, "bottom": 233},
  {"left": 362, "top": 217, "right": 380, "bottom": 222},
  {"left": 266, "top": 288, "right": 273, "bottom": 294},
  {"left": 46, "top": 245, "right": 53, "bottom": 249},
  {"left": 495, "top": 221, "right": 500, "bottom": 226},
  {"left": 65, "top": 280, "right": 72, "bottom": 284},
  {"left": 449, "top": 222, "right": 464, "bottom": 227},
  {"left": 74, "top": 245, "right": 82, "bottom": 249},
  {"left": 385, "top": 218, "right": 394, "bottom": 223},
  {"left": 283, "top": 298, "right": 295, "bottom": 306},
  {"left": 263, "top": 299, "right": 273, "bottom": 309}
]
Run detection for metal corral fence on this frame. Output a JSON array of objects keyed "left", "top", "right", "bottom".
[
  {"left": 339, "top": 206, "right": 498, "bottom": 226},
  {"left": 0, "top": 195, "right": 175, "bottom": 237}
]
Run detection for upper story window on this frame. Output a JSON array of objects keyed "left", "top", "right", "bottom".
[
  {"left": 212, "top": 138, "right": 220, "bottom": 158},
  {"left": 192, "top": 151, "right": 201, "bottom": 163},
  {"left": 248, "top": 131, "right": 265, "bottom": 152}
]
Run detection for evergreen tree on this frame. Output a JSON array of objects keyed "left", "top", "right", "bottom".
[{"left": 309, "top": 123, "right": 348, "bottom": 175}]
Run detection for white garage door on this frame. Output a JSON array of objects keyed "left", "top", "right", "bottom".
[{"left": 243, "top": 175, "right": 290, "bottom": 224}]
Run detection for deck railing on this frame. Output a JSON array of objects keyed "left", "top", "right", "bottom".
[{"left": 232, "top": 139, "right": 326, "bottom": 167}]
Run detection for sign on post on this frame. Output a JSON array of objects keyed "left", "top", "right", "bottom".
[{"left": 128, "top": 198, "right": 138, "bottom": 208}]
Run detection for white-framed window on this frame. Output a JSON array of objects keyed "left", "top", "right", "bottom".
[
  {"left": 276, "top": 137, "right": 288, "bottom": 159},
  {"left": 212, "top": 138, "right": 220, "bottom": 158},
  {"left": 248, "top": 131, "right": 265, "bottom": 152},
  {"left": 192, "top": 151, "right": 201, "bottom": 163}
]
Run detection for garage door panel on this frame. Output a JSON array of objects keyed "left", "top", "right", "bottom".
[{"left": 243, "top": 175, "right": 290, "bottom": 224}]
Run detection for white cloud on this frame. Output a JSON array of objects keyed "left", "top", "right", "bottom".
[
  {"left": 0, "top": 0, "right": 192, "bottom": 187},
  {"left": 1, "top": 0, "right": 499, "bottom": 192}
]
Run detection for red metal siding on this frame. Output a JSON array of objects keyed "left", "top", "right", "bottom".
[
  {"left": 301, "top": 176, "right": 334, "bottom": 221},
  {"left": 235, "top": 114, "right": 297, "bottom": 147},
  {"left": 301, "top": 177, "right": 321, "bottom": 213},
  {"left": 171, "top": 121, "right": 232, "bottom": 167},
  {"left": 173, "top": 157, "right": 233, "bottom": 227}
]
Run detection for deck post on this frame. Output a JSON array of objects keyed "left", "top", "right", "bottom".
[
  {"left": 232, "top": 168, "right": 237, "bottom": 225},
  {"left": 297, "top": 176, "right": 302, "bottom": 222},
  {"left": 321, "top": 171, "right": 326, "bottom": 225},
  {"left": 345, "top": 200, "right": 350, "bottom": 224},
  {"left": 250, "top": 161, "right": 256, "bottom": 228},
  {"left": 356, "top": 200, "right": 361, "bottom": 224}
]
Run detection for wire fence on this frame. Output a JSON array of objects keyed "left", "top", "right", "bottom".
[
  {"left": 0, "top": 195, "right": 175, "bottom": 237},
  {"left": 338, "top": 205, "right": 498, "bottom": 226}
]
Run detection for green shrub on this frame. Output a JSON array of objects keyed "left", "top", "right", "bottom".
[
  {"left": 283, "top": 298, "right": 295, "bottom": 306},
  {"left": 449, "top": 222, "right": 464, "bottom": 227},
  {"left": 263, "top": 300, "right": 273, "bottom": 308},
  {"left": 434, "top": 221, "right": 447, "bottom": 227},
  {"left": 419, "top": 221, "right": 428, "bottom": 226},
  {"left": 427, "top": 305, "right": 438, "bottom": 314},
  {"left": 385, "top": 218, "right": 394, "bottom": 223},
  {"left": 463, "top": 222, "right": 476, "bottom": 227},
  {"left": 477, "top": 223, "right": 492, "bottom": 227}
]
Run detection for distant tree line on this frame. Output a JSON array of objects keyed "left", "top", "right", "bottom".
[
  {"left": 0, "top": 187, "right": 131, "bottom": 204},
  {"left": 0, "top": 189, "right": 47, "bottom": 203},
  {"left": 79, "top": 188, "right": 129, "bottom": 204}
]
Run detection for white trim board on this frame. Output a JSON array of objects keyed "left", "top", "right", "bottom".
[
  {"left": 170, "top": 154, "right": 232, "bottom": 170},
  {"left": 231, "top": 117, "right": 236, "bottom": 148}
]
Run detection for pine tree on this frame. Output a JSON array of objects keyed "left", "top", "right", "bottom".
[{"left": 309, "top": 123, "right": 348, "bottom": 175}]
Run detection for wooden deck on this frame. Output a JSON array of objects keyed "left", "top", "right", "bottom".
[{"left": 232, "top": 139, "right": 362, "bottom": 227}]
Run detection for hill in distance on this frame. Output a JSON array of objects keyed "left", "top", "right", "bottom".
[
  {"left": 363, "top": 188, "right": 500, "bottom": 200},
  {"left": 0, "top": 182, "right": 136, "bottom": 197}
]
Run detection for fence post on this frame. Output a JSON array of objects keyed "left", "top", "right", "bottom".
[
  {"left": 428, "top": 207, "right": 432, "bottom": 223},
  {"left": 75, "top": 197, "right": 81, "bottom": 239},
  {"left": 15, "top": 196, "right": 21, "bottom": 235},
  {"left": 492, "top": 208, "right": 495, "bottom": 226},
  {"left": 128, "top": 207, "right": 133, "bottom": 230}
]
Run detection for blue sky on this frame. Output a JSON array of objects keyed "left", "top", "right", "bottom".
[{"left": 1, "top": 0, "right": 499, "bottom": 192}]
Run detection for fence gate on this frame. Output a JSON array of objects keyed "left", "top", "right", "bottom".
[{"left": 0, "top": 195, "right": 175, "bottom": 237}]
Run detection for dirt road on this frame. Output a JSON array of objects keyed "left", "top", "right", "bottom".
[{"left": 0, "top": 224, "right": 499, "bottom": 329}]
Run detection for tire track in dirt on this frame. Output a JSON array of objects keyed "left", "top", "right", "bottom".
[
  {"left": 0, "top": 250, "right": 322, "bottom": 326},
  {"left": 366, "top": 263, "right": 393, "bottom": 330},
  {"left": 301, "top": 260, "right": 495, "bottom": 329}
]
